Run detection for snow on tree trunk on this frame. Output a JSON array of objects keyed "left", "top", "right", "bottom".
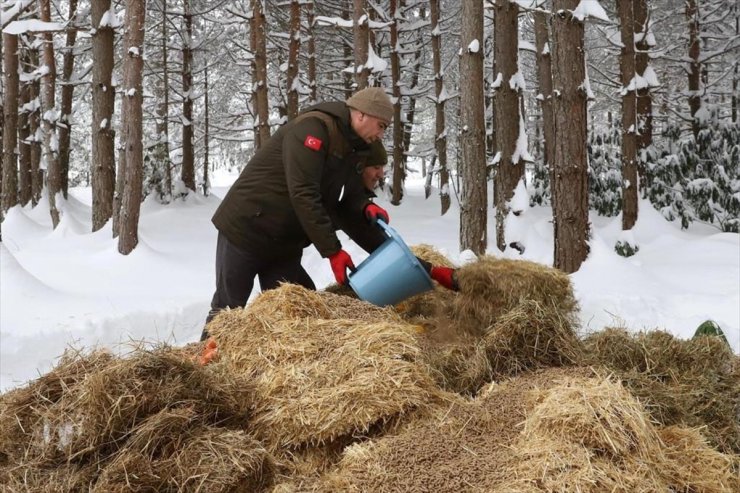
[
  {"left": 251, "top": 0, "right": 270, "bottom": 148},
  {"left": 91, "top": 0, "right": 117, "bottom": 232},
  {"left": 633, "top": 0, "right": 652, "bottom": 187},
  {"left": 306, "top": 2, "right": 317, "bottom": 104},
  {"left": 39, "top": 0, "right": 60, "bottom": 228},
  {"left": 118, "top": 0, "right": 146, "bottom": 255},
  {"left": 686, "top": 0, "right": 702, "bottom": 139},
  {"left": 153, "top": 0, "right": 171, "bottom": 202},
  {"left": 18, "top": 47, "right": 33, "bottom": 207},
  {"left": 57, "top": 0, "right": 78, "bottom": 200},
  {"left": 493, "top": 0, "right": 524, "bottom": 252},
  {"left": 29, "top": 51, "right": 42, "bottom": 205},
  {"left": 181, "top": 0, "right": 195, "bottom": 192},
  {"left": 287, "top": 0, "right": 301, "bottom": 119},
  {"left": 2, "top": 32, "right": 19, "bottom": 215},
  {"left": 618, "top": 0, "right": 638, "bottom": 231},
  {"left": 551, "top": 0, "right": 590, "bottom": 274},
  {"left": 203, "top": 65, "right": 210, "bottom": 196},
  {"left": 353, "top": 0, "right": 369, "bottom": 90},
  {"left": 458, "top": 0, "right": 487, "bottom": 255},
  {"left": 534, "top": 10, "right": 555, "bottom": 208},
  {"left": 390, "top": 0, "right": 404, "bottom": 205},
  {"left": 430, "top": 0, "right": 450, "bottom": 216}
]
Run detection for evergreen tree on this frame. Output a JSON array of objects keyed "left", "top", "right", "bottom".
[{"left": 588, "top": 120, "right": 622, "bottom": 217}]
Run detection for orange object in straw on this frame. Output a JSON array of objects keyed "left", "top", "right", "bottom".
[{"left": 198, "top": 338, "right": 219, "bottom": 365}]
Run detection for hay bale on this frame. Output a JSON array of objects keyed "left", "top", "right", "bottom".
[
  {"left": 482, "top": 299, "right": 584, "bottom": 378},
  {"left": 91, "top": 408, "right": 274, "bottom": 493},
  {"left": 657, "top": 426, "right": 739, "bottom": 493},
  {"left": 167, "top": 427, "right": 274, "bottom": 492},
  {"left": 0, "top": 349, "right": 114, "bottom": 463},
  {"left": 0, "top": 461, "right": 98, "bottom": 493},
  {"left": 308, "top": 367, "right": 594, "bottom": 492},
  {"left": 452, "top": 256, "right": 578, "bottom": 333},
  {"left": 221, "top": 283, "right": 402, "bottom": 325},
  {"left": 208, "top": 308, "right": 438, "bottom": 450},
  {"left": 585, "top": 328, "right": 740, "bottom": 453},
  {"left": 0, "top": 345, "right": 255, "bottom": 473},
  {"left": 492, "top": 375, "right": 739, "bottom": 493},
  {"left": 409, "top": 244, "right": 456, "bottom": 268}
]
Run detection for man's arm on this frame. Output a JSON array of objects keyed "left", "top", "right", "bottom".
[{"left": 283, "top": 118, "right": 342, "bottom": 257}]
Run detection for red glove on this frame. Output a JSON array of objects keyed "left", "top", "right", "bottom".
[
  {"left": 329, "top": 249, "right": 356, "bottom": 285},
  {"left": 364, "top": 203, "right": 390, "bottom": 225},
  {"left": 430, "top": 266, "right": 459, "bottom": 291}
]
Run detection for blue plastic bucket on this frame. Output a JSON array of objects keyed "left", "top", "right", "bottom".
[{"left": 348, "top": 220, "right": 434, "bottom": 306}]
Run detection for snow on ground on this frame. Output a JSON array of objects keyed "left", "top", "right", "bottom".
[{"left": 1, "top": 167, "right": 738, "bottom": 391}]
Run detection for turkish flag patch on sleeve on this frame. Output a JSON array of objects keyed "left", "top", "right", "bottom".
[{"left": 304, "top": 135, "right": 323, "bottom": 151}]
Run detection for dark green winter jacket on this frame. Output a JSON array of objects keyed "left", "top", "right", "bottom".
[{"left": 212, "top": 102, "right": 385, "bottom": 258}]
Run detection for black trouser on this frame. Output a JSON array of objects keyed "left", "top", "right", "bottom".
[{"left": 201, "top": 232, "right": 315, "bottom": 340}]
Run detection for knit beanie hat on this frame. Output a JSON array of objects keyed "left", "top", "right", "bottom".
[
  {"left": 346, "top": 87, "right": 394, "bottom": 124},
  {"left": 362, "top": 140, "right": 388, "bottom": 167}
]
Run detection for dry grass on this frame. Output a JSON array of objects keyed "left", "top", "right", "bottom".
[
  {"left": 207, "top": 300, "right": 439, "bottom": 450},
  {"left": 584, "top": 327, "right": 740, "bottom": 453},
  {"left": 0, "top": 345, "right": 268, "bottom": 491},
  {"left": 494, "top": 375, "right": 738, "bottom": 493},
  {"left": 419, "top": 299, "right": 584, "bottom": 394},
  {"left": 452, "top": 256, "right": 578, "bottom": 333}
]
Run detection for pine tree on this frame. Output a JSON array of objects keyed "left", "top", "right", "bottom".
[{"left": 588, "top": 119, "right": 622, "bottom": 217}]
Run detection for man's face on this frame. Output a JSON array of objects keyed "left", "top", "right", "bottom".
[
  {"left": 362, "top": 165, "right": 385, "bottom": 190},
  {"left": 352, "top": 112, "right": 389, "bottom": 143}
]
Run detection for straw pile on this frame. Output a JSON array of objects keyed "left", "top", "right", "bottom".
[
  {"left": 291, "top": 368, "right": 737, "bottom": 493},
  {"left": 494, "top": 375, "right": 738, "bottom": 493},
  {"left": 304, "top": 367, "right": 595, "bottom": 492},
  {"left": 0, "top": 345, "right": 272, "bottom": 491},
  {"left": 206, "top": 285, "right": 438, "bottom": 451},
  {"left": 420, "top": 299, "right": 585, "bottom": 394},
  {"left": 396, "top": 244, "right": 459, "bottom": 321},
  {"left": 452, "top": 256, "right": 578, "bottom": 333},
  {"left": 584, "top": 327, "right": 740, "bottom": 453}
]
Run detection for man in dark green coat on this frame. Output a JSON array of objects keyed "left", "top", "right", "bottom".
[{"left": 203, "top": 88, "right": 455, "bottom": 339}]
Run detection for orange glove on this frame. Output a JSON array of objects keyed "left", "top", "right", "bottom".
[
  {"left": 198, "top": 338, "right": 219, "bottom": 365},
  {"left": 329, "top": 249, "right": 355, "bottom": 285}
]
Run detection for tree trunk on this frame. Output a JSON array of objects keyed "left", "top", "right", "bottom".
[
  {"left": 2, "top": 33, "right": 19, "bottom": 214},
  {"left": 0, "top": 32, "right": 3, "bottom": 207},
  {"left": 634, "top": 0, "right": 652, "bottom": 190},
  {"left": 40, "top": 0, "right": 60, "bottom": 228},
  {"left": 551, "top": 1, "right": 590, "bottom": 273},
  {"left": 458, "top": 0, "right": 487, "bottom": 255},
  {"left": 390, "top": 0, "right": 404, "bottom": 205},
  {"left": 203, "top": 65, "right": 210, "bottom": 196},
  {"left": 402, "top": 17, "right": 422, "bottom": 177},
  {"left": 91, "top": 0, "right": 117, "bottom": 232},
  {"left": 29, "top": 50, "right": 42, "bottom": 205},
  {"left": 686, "top": 0, "right": 701, "bottom": 139},
  {"left": 493, "top": 0, "right": 524, "bottom": 252},
  {"left": 251, "top": 0, "right": 270, "bottom": 147},
  {"left": 534, "top": 10, "right": 555, "bottom": 205},
  {"left": 287, "top": 0, "right": 301, "bottom": 119},
  {"left": 342, "top": 0, "right": 354, "bottom": 99},
  {"left": 18, "top": 49, "right": 33, "bottom": 207},
  {"left": 306, "top": 1, "right": 317, "bottom": 104},
  {"left": 155, "top": 0, "right": 171, "bottom": 201},
  {"left": 118, "top": 0, "right": 146, "bottom": 255},
  {"left": 57, "top": 0, "right": 78, "bottom": 200},
  {"left": 181, "top": 0, "right": 195, "bottom": 192},
  {"left": 353, "top": 0, "right": 369, "bottom": 90},
  {"left": 618, "top": 0, "right": 638, "bottom": 231},
  {"left": 430, "top": 0, "right": 450, "bottom": 215}
]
